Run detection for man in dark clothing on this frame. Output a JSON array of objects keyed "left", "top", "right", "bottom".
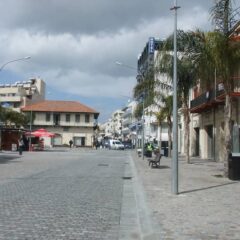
[{"left": 69, "top": 140, "right": 73, "bottom": 148}]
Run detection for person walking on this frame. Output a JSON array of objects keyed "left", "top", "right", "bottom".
[
  {"left": 18, "top": 137, "right": 24, "bottom": 155},
  {"left": 69, "top": 139, "right": 73, "bottom": 148}
]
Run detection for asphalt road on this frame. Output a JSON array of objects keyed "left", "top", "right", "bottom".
[{"left": 0, "top": 148, "right": 131, "bottom": 240}]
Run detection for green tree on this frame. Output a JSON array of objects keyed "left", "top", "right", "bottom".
[{"left": 0, "top": 107, "right": 28, "bottom": 128}]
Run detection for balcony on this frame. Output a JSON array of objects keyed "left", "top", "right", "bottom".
[
  {"left": 122, "top": 118, "right": 132, "bottom": 126},
  {"left": 0, "top": 95, "right": 22, "bottom": 102},
  {"left": 190, "top": 79, "right": 240, "bottom": 113},
  {"left": 122, "top": 109, "right": 132, "bottom": 118}
]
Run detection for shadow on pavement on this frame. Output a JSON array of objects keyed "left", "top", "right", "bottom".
[
  {"left": 180, "top": 181, "right": 240, "bottom": 194},
  {"left": 151, "top": 165, "right": 170, "bottom": 169},
  {"left": 0, "top": 154, "right": 21, "bottom": 164}
]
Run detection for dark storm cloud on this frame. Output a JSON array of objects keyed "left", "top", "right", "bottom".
[{"left": 0, "top": 0, "right": 212, "bottom": 34}]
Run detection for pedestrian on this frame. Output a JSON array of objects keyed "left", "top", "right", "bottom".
[
  {"left": 95, "top": 140, "right": 99, "bottom": 149},
  {"left": 69, "top": 139, "right": 73, "bottom": 148},
  {"left": 18, "top": 137, "right": 24, "bottom": 155}
]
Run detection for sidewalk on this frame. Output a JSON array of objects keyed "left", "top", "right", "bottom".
[{"left": 131, "top": 152, "right": 240, "bottom": 240}]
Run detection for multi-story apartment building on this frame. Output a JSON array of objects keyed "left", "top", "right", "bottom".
[
  {"left": 111, "top": 110, "right": 124, "bottom": 138},
  {"left": 22, "top": 100, "right": 99, "bottom": 147},
  {"left": 136, "top": 37, "right": 172, "bottom": 150},
  {"left": 0, "top": 78, "right": 45, "bottom": 112},
  {"left": 121, "top": 100, "right": 137, "bottom": 143}
]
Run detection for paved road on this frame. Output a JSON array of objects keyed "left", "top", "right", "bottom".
[{"left": 0, "top": 149, "right": 138, "bottom": 240}]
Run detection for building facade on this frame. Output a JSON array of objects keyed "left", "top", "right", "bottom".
[
  {"left": 0, "top": 78, "right": 45, "bottom": 112},
  {"left": 189, "top": 22, "right": 240, "bottom": 161},
  {"left": 22, "top": 100, "right": 99, "bottom": 147}
]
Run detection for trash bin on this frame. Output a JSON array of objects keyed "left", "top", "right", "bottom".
[
  {"left": 228, "top": 153, "right": 240, "bottom": 180},
  {"left": 161, "top": 147, "right": 168, "bottom": 157},
  {"left": 145, "top": 150, "right": 152, "bottom": 158}
]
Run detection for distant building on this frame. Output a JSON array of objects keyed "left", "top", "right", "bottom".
[
  {"left": 0, "top": 78, "right": 45, "bottom": 112},
  {"left": 136, "top": 37, "right": 172, "bottom": 150},
  {"left": 121, "top": 100, "right": 137, "bottom": 145},
  {"left": 22, "top": 100, "right": 99, "bottom": 147}
]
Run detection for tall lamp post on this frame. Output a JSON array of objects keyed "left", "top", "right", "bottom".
[
  {"left": 0, "top": 56, "right": 31, "bottom": 71},
  {"left": 116, "top": 61, "right": 145, "bottom": 159},
  {"left": 170, "top": 1, "right": 180, "bottom": 195}
]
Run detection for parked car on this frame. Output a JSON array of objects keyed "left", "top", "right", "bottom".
[
  {"left": 122, "top": 141, "right": 133, "bottom": 149},
  {"left": 109, "top": 140, "right": 125, "bottom": 150}
]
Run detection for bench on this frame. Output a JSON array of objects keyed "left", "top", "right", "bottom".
[{"left": 148, "top": 153, "right": 162, "bottom": 168}]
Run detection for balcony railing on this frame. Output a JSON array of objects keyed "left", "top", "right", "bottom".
[{"left": 190, "top": 79, "right": 240, "bottom": 113}]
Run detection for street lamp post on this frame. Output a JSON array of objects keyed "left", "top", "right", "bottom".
[
  {"left": 0, "top": 56, "right": 31, "bottom": 71},
  {"left": 171, "top": 1, "right": 180, "bottom": 195},
  {"left": 116, "top": 61, "right": 145, "bottom": 159},
  {"left": 142, "top": 95, "right": 145, "bottom": 160}
]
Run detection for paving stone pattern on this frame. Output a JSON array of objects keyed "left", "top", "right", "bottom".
[
  {"left": 132, "top": 153, "right": 240, "bottom": 240},
  {"left": 0, "top": 150, "right": 126, "bottom": 240}
]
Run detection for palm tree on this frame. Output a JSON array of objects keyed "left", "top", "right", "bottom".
[
  {"left": 154, "top": 94, "right": 173, "bottom": 157},
  {"left": 156, "top": 32, "right": 198, "bottom": 163},
  {"left": 133, "top": 68, "right": 155, "bottom": 119},
  {"left": 154, "top": 110, "right": 165, "bottom": 152},
  {"left": 178, "top": 1, "right": 240, "bottom": 175},
  {"left": 190, "top": 1, "right": 240, "bottom": 176}
]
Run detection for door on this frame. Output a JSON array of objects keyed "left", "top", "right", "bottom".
[
  {"left": 74, "top": 137, "right": 85, "bottom": 147},
  {"left": 194, "top": 127, "right": 200, "bottom": 156},
  {"left": 206, "top": 125, "right": 213, "bottom": 159},
  {"left": 53, "top": 136, "right": 62, "bottom": 146}
]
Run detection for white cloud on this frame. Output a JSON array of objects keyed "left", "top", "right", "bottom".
[{"left": 0, "top": 0, "right": 227, "bottom": 121}]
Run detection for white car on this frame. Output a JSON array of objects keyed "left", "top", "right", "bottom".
[{"left": 109, "top": 140, "right": 125, "bottom": 150}]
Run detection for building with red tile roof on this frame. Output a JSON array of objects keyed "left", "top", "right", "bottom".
[{"left": 22, "top": 100, "right": 99, "bottom": 148}]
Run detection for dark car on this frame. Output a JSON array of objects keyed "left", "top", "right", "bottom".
[{"left": 122, "top": 141, "right": 133, "bottom": 149}]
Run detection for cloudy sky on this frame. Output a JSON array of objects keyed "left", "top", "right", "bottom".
[{"left": 0, "top": 0, "right": 238, "bottom": 122}]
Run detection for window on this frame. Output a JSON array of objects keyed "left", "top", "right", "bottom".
[
  {"left": 66, "top": 114, "right": 70, "bottom": 122},
  {"left": 75, "top": 114, "right": 80, "bottom": 123},
  {"left": 46, "top": 113, "right": 51, "bottom": 122},
  {"left": 85, "top": 114, "right": 90, "bottom": 123},
  {"left": 63, "top": 127, "right": 69, "bottom": 132},
  {"left": 53, "top": 113, "right": 60, "bottom": 126}
]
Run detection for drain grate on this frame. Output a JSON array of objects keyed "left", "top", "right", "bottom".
[
  {"left": 122, "top": 176, "right": 132, "bottom": 180},
  {"left": 213, "top": 174, "right": 223, "bottom": 178},
  {"left": 98, "top": 164, "right": 109, "bottom": 167}
]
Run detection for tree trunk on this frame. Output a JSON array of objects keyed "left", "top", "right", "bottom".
[
  {"left": 158, "top": 123, "right": 162, "bottom": 153},
  {"left": 183, "top": 103, "right": 191, "bottom": 163},
  {"left": 168, "top": 121, "right": 172, "bottom": 157},
  {"left": 224, "top": 94, "right": 232, "bottom": 177}
]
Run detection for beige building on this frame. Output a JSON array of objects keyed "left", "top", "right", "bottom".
[
  {"left": 22, "top": 100, "right": 99, "bottom": 147},
  {"left": 0, "top": 78, "right": 45, "bottom": 112}
]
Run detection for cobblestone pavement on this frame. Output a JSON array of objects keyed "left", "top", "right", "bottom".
[
  {"left": 0, "top": 149, "right": 129, "bottom": 240},
  {"left": 132, "top": 152, "right": 240, "bottom": 240},
  {"left": 2, "top": 149, "right": 239, "bottom": 239}
]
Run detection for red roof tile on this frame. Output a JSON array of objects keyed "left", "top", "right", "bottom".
[{"left": 22, "top": 100, "right": 99, "bottom": 114}]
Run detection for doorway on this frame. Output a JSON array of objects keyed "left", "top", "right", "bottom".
[
  {"left": 206, "top": 125, "right": 214, "bottom": 159},
  {"left": 74, "top": 137, "right": 85, "bottom": 147},
  {"left": 194, "top": 127, "right": 200, "bottom": 156}
]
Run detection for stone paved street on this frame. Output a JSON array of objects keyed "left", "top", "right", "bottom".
[
  {"left": 0, "top": 149, "right": 129, "bottom": 240},
  {"left": 1, "top": 148, "right": 240, "bottom": 240}
]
